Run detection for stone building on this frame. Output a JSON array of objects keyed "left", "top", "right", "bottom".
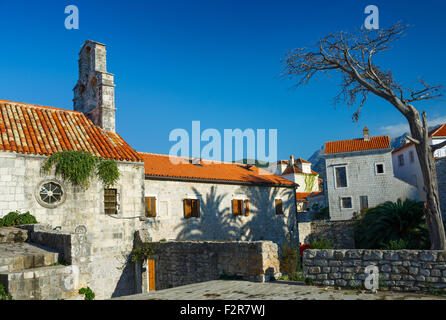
[
  {"left": 0, "top": 40, "right": 298, "bottom": 299},
  {"left": 392, "top": 124, "right": 446, "bottom": 201},
  {"left": 267, "top": 156, "right": 323, "bottom": 212},
  {"left": 323, "top": 127, "right": 418, "bottom": 221},
  {"left": 139, "top": 152, "right": 298, "bottom": 245}
]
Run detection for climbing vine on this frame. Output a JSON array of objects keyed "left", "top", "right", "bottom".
[
  {"left": 42, "top": 151, "right": 120, "bottom": 188},
  {"left": 304, "top": 174, "right": 317, "bottom": 193}
]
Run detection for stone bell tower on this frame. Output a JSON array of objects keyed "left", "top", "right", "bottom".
[{"left": 73, "top": 40, "right": 116, "bottom": 132}]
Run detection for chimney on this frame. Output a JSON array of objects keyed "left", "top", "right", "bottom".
[
  {"left": 73, "top": 40, "right": 116, "bottom": 132},
  {"left": 363, "top": 126, "right": 370, "bottom": 141},
  {"left": 289, "top": 155, "right": 295, "bottom": 166}
]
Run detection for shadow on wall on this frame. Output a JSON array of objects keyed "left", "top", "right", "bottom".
[
  {"left": 239, "top": 186, "right": 297, "bottom": 247},
  {"left": 174, "top": 186, "right": 297, "bottom": 247},
  {"left": 175, "top": 186, "right": 239, "bottom": 240}
]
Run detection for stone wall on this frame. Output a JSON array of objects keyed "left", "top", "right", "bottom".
[
  {"left": 303, "top": 249, "right": 446, "bottom": 293},
  {"left": 298, "top": 220, "right": 355, "bottom": 248},
  {"left": 142, "top": 179, "right": 298, "bottom": 245},
  {"left": 436, "top": 158, "right": 446, "bottom": 219},
  {"left": 135, "top": 239, "right": 280, "bottom": 292},
  {"left": 324, "top": 149, "right": 418, "bottom": 220}
]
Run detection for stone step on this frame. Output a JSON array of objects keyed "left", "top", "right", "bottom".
[
  {"left": 0, "top": 264, "right": 75, "bottom": 300},
  {"left": 0, "top": 242, "right": 59, "bottom": 273}
]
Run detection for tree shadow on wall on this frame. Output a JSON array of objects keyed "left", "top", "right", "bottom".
[
  {"left": 174, "top": 186, "right": 241, "bottom": 240},
  {"left": 239, "top": 186, "right": 297, "bottom": 248}
]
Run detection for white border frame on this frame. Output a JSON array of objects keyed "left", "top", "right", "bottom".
[
  {"left": 340, "top": 196, "right": 353, "bottom": 210},
  {"left": 374, "top": 162, "right": 385, "bottom": 175},
  {"left": 333, "top": 165, "right": 348, "bottom": 189}
]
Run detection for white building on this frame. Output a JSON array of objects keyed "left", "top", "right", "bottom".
[
  {"left": 267, "top": 156, "right": 323, "bottom": 212},
  {"left": 392, "top": 124, "right": 446, "bottom": 201},
  {"left": 323, "top": 127, "right": 418, "bottom": 221}
]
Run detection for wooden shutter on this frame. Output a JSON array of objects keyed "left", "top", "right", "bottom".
[
  {"left": 145, "top": 197, "right": 157, "bottom": 217},
  {"left": 232, "top": 199, "right": 239, "bottom": 216},
  {"left": 104, "top": 189, "right": 117, "bottom": 214},
  {"left": 193, "top": 199, "right": 200, "bottom": 217},
  {"left": 244, "top": 200, "right": 250, "bottom": 216},
  {"left": 275, "top": 199, "right": 283, "bottom": 215},
  {"left": 184, "top": 199, "right": 192, "bottom": 218}
]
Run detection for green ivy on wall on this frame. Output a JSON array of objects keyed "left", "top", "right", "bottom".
[
  {"left": 42, "top": 151, "right": 120, "bottom": 188},
  {"left": 304, "top": 174, "right": 317, "bottom": 193}
]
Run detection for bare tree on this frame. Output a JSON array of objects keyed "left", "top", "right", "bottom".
[{"left": 282, "top": 23, "right": 446, "bottom": 249}]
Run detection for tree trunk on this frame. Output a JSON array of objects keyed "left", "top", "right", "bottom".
[{"left": 407, "top": 111, "right": 446, "bottom": 250}]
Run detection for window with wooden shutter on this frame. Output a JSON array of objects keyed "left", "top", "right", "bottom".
[
  {"left": 104, "top": 189, "right": 118, "bottom": 215},
  {"left": 145, "top": 197, "right": 157, "bottom": 217},
  {"left": 244, "top": 200, "right": 250, "bottom": 216},
  {"left": 232, "top": 199, "right": 243, "bottom": 216},
  {"left": 184, "top": 199, "right": 200, "bottom": 218},
  {"left": 275, "top": 199, "right": 283, "bottom": 215}
]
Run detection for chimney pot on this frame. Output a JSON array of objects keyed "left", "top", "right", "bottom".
[{"left": 289, "top": 155, "right": 295, "bottom": 166}]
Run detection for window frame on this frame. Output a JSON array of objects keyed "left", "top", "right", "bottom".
[
  {"left": 359, "top": 195, "right": 369, "bottom": 210},
  {"left": 275, "top": 198, "right": 284, "bottom": 215},
  {"left": 35, "top": 179, "right": 67, "bottom": 209},
  {"left": 334, "top": 165, "right": 348, "bottom": 189},
  {"left": 184, "top": 198, "right": 200, "bottom": 219},
  {"left": 144, "top": 194, "right": 158, "bottom": 218},
  {"left": 398, "top": 154, "right": 405, "bottom": 167},
  {"left": 340, "top": 197, "right": 353, "bottom": 210},
  {"left": 375, "top": 163, "right": 385, "bottom": 175},
  {"left": 232, "top": 197, "right": 250, "bottom": 217},
  {"left": 104, "top": 188, "right": 119, "bottom": 215},
  {"left": 409, "top": 150, "right": 415, "bottom": 163}
]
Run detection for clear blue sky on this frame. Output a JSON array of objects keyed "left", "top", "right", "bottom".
[{"left": 0, "top": 0, "right": 445, "bottom": 160}]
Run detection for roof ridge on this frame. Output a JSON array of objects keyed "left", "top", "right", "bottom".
[{"left": 0, "top": 100, "right": 81, "bottom": 114}]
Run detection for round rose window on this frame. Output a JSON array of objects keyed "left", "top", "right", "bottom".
[{"left": 36, "top": 180, "right": 66, "bottom": 208}]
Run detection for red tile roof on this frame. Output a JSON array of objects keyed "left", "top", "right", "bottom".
[
  {"left": 296, "top": 191, "right": 322, "bottom": 201},
  {"left": 281, "top": 165, "right": 319, "bottom": 176},
  {"left": 0, "top": 100, "right": 141, "bottom": 162},
  {"left": 325, "top": 135, "right": 390, "bottom": 154},
  {"left": 139, "top": 152, "right": 296, "bottom": 186}
]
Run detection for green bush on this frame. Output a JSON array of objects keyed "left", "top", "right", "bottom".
[
  {"left": 383, "top": 239, "right": 408, "bottom": 250},
  {"left": 309, "top": 238, "right": 333, "bottom": 249},
  {"left": 0, "top": 211, "right": 38, "bottom": 227},
  {"left": 279, "top": 241, "right": 300, "bottom": 276},
  {"left": 78, "top": 287, "right": 95, "bottom": 300},
  {"left": 354, "top": 199, "right": 430, "bottom": 249},
  {"left": 0, "top": 284, "right": 13, "bottom": 300}
]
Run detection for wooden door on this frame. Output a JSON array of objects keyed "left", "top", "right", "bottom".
[{"left": 148, "top": 259, "right": 155, "bottom": 291}]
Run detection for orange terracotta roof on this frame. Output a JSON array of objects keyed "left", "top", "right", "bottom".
[
  {"left": 295, "top": 158, "right": 310, "bottom": 164},
  {"left": 282, "top": 165, "right": 319, "bottom": 176},
  {"left": 325, "top": 135, "right": 390, "bottom": 154},
  {"left": 138, "top": 152, "right": 296, "bottom": 186},
  {"left": 392, "top": 124, "right": 446, "bottom": 154},
  {"left": 0, "top": 100, "right": 141, "bottom": 162},
  {"left": 296, "top": 191, "right": 322, "bottom": 201}
]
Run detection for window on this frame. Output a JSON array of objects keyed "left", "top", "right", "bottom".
[
  {"left": 409, "top": 151, "right": 415, "bottom": 163},
  {"left": 341, "top": 197, "right": 352, "bottom": 209},
  {"left": 37, "top": 180, "right": 66, "bottom": 208},
  {"left": 335, "top": 166, "right": 348, "bottom": 188},
  {"left": 104, "top": 189, "right": 118, "bottom": 214},
  {"left": 184, "top": 199, "right": 200, "bottom": 218},
  {"left": 145, "top": 197, "right": 157, "bottom": 217},
  {"left": 398, "top": 154, "right": 405, "bottom": 167},
  {"left": 275, "top": 199, "right": 283, "bottom": 215},
  {"left": 360, "top": 196, "right": 368, "bottom": 210},
  {"left": 375, "top": 163, "right": 385, "bottom": 175},
  {"left": 232, "top": 199, "right": 250, "bottom": 216}
]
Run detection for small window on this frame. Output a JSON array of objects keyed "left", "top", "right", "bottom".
[
  {"left": 145, "top": 197, "right": 157, "bottom": 217},
  {"left": 232, "top": 199, "right": 250, "bottom": 216},
  {"left": 335, "top": 166, "right": 348, "bottom": 188},
  {"left": 341, "top": 197, "right": 352, "bottom": 209},
  {"left": 184, "top": 199, "right": 200, "bottom": 219},
  {"left": 375, "top": 163, "right": 385, "bottom": 175},
  {"left": 104, "top": 189, "right": 118, "bottom": 214},
  {"left": 409, "top": 151, "right": 415, "bottom": 163},
  {"left": 360, "top": 196, "right": 368, "bottom": 210},
  {"left": 398, "top": 154, "right": 405, "bottom": 167},
  {"left": 275, "top": 199, "right": 283, "bottom": 215}
]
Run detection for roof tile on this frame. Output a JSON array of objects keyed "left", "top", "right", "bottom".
[{"left": 325, "top": 135, "right": 390, "bottom": 154}]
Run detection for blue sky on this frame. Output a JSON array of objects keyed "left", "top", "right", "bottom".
[{"left": 0, "top": 0, "right": 445, "bottom": 160}]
